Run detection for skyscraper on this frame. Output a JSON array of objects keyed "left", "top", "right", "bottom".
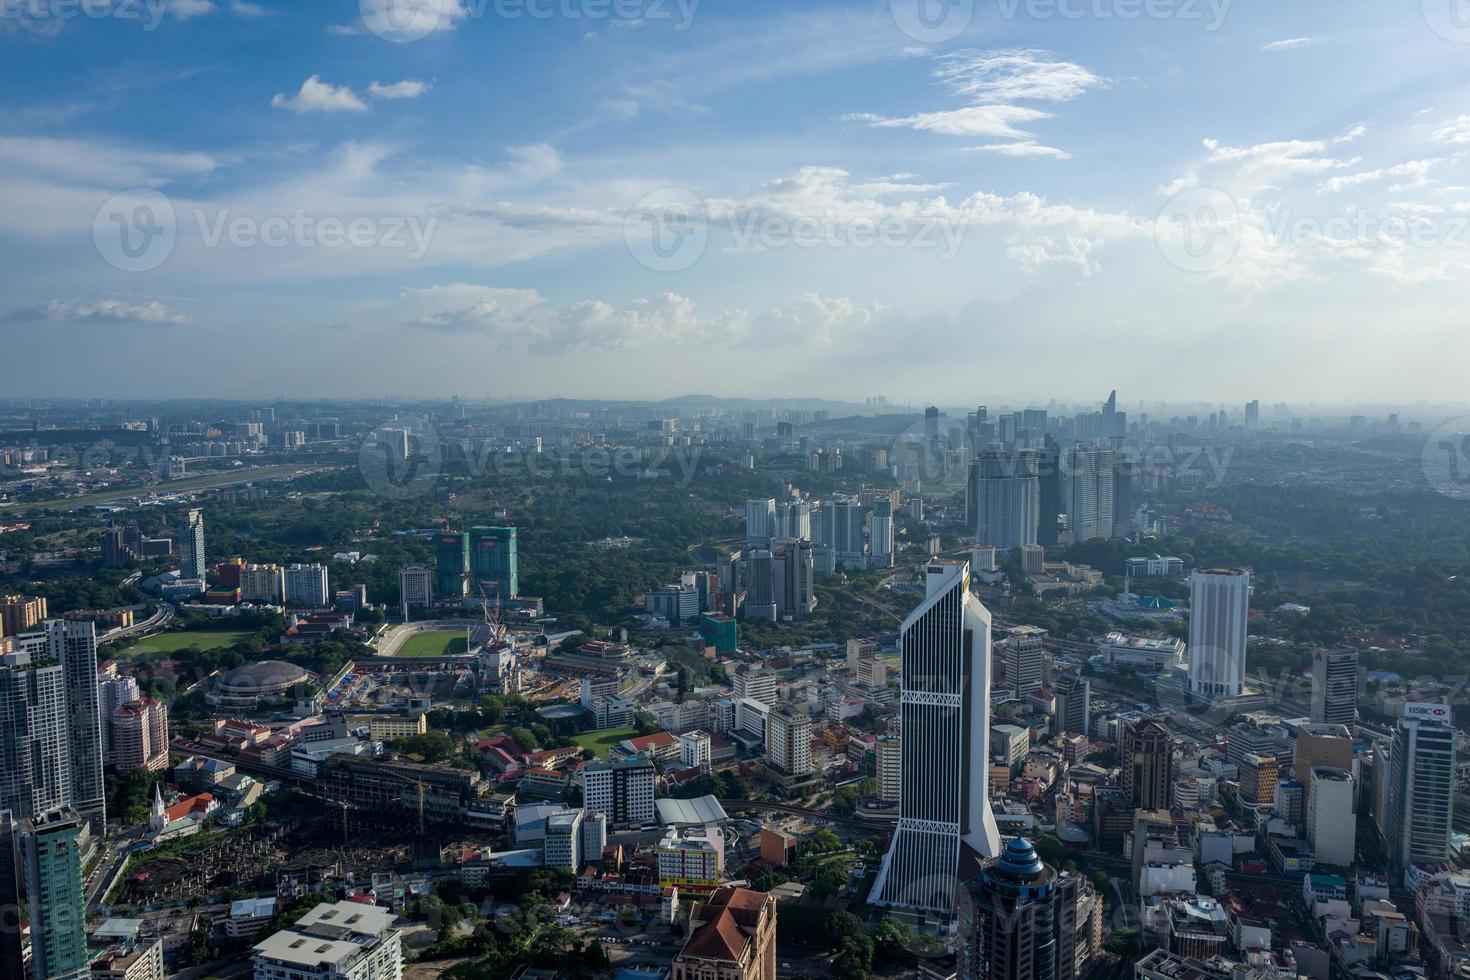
[
  {"left": 22, "top": 807, "right": 89, "bottom": 980},
  {"left": 0, "top": 650, "right": 70, "bottom": 821},
  {"left": 870, "top": 559, "right": 1001, "bottom": 917},
  {"left": 965, "top": 449, "right": 1040, "bottom": 553},
  {"left": 1122, "top": 720, "right": 1173, "bottom": 811},
  {"left": 48, "top": 621, "right": 104, "bottom": 833},
  {"left": 1063, "top": 446, "right": 1114, "bottom": 542},
  {"left": 1386, "top": 704, "right": 1455, "bottom": 874},
  {"left": 771, "top": 539, "right": 815, "bottom": 620},
  {"left": 1187, "top": 568, "right": 1250, "bottom": 700},
  {"left": 0, "top": 813, "right": 23, "bottom": 980},
  {"left": 820, "top": 498, "right": 866, "bottom": 568},
  {"left": 765, "top": 707, "right": 812, "bottom": 777},
  {"left": 867, "top": 499, "right": 895, "bottom": 568},
  {"left": 468, "top": 526, "right": 518, "bottom": 598},
  {"left": 178, "top": 507, "right": 206, "bottom": 583},
  {"left": 745, "top": 499, "right": 776, "bottom": 547},
  {"left": 1053, "top": 674, "right": 1090, "bottom": 736},
  {"left": 399, "top": 564, "right": 433, "bottom": 619},
  {"left": 435, "top": 531, "right": 469, "bottom": 600},
  {"left": 957, "top": 837, "right": 1079, "bottom": 980},
  {"left": 1311, "top": 649, "right": 1359, "bottom": 726},
  {"left": 1037, "top": 440, "right": 1062, "bottom": 547}
]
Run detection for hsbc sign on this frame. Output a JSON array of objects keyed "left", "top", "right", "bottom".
[{"left": 1403, "top": 702, "right": 1452, "bottom": 722}]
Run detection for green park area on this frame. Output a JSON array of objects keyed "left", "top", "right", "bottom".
[
  {"left": 570, "top": 726, "right": 637, "bottom": 758},
  {"left": 115, "top": 629, "right": 255, "bottom": 658},
  {"left": 394, "top": 630, "right": 469, "bottom": 657}
]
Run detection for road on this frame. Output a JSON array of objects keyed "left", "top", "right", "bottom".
[
  {"left": 1, "top": 464, "right": 335, "bottom": 514},
  {"left": 99, "top": 601, "right": 174, "bottom": 647}
]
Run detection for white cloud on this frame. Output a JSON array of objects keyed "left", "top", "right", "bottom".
[
  {"left": 1433, "top": 116, "right": 1470, "bottom": 145},
  {"left": 1319, "top": 159, "right": 1438, "bottom": 193},
  {"left": 4, "top": 299, "right": 192, "bottom": 325},
  {"left": 1261, "top": 36, "right": 1322, "bottom": 51},
  {"left": 271, "top": 76, "right": 369, "bottom": 114},
  {"left": 849, "top": 105, "right": 1052, "bottom": 139},
  {"left": 1006, "top": 235, "right": 1100, "bottom": 278},
  {"left": 965, "top": 141, "right": 1071, "bottom": 159},
  {"left": 168, "top": 0, "right": 215, "bottom": 19},
  {"left": 0, "top": 135, "right": 216, "bottom": 186},
  {"left": 230, "top": 1, "right": 268, "bottom": 16},
  {"left": 368, "top": 80, "right": 431, "bottom": 100},
  {"left": 1335, "top": 124, "right": 1368, "bottom": 143}
]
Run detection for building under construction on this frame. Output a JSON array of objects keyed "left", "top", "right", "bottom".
[{"left": 317, "top": 756, "right": 487, "bottom": 835}]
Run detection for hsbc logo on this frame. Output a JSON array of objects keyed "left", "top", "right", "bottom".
[{"left": 1404, "top": 701, "right": 1452, "bottom": 721}]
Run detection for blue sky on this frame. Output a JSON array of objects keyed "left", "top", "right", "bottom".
[{"left": 2, "top": 0, "right": 1469, "bottom": 404}]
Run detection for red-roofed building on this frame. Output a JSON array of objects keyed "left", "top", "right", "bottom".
[
  {"left": 164, "top": 792, "right": 217, "bottom": 824},
  {"left": 621, "top": 730, "right": 679, "bottom": 763},
  {"left": 672, "top": 886, "right": 777, "bottom": 980}
]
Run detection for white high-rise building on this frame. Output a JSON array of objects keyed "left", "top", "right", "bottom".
[
  {"left": 821, "top": 498, "right": 867, "bottom": 568},
  {"left": 745, "top": 499, "right": 776, "bottom": 547},
  {"left": 1187, "top": 568, "right": 1250, "bottom": 700},
  {"left": 870, "top": 560, "right": 1001, "bottom": 917},
  {"left": 1312, "top": 649, "right": 1358, "bottom": 725},
  {"left": 965, "top": 449, "right": 1039, "bottom": 553},
  {"left": 580, "top": 758, "right": 655, "bottom": 827},
  {"left": 179, "top": 508, "right": 206, "bottom": 584},
  {"left": 1307, "top": 766, "right": 1355, "bottom": 866},
  {"left": 875, "top": 734, "right": 902, "bottom": 804},
  {"left": 1387, "top": 704, "right": 1456, "bottom": 874},
  {"left": 544, "top": 809, "right": 584, "bottom": 872},
  {"left": 776, "top": 499, "right": 811, "bottom": 541},
  {"left": 283, "top": 563, "right": 331, "bottom": 608},
  {"left": 732, "top": 666, "right": 777, "bottom": 705},
  {"left": 49, "top": 619, "right": 105, "bottom": 833},
  {"left": 1064, "top": 446, "right": 1114, "bottom": 542},
  {"left": 399, "top": 564, "right": 433, "bottom": 619},
  {"left": 766, "top": 708, "right": 811, "bottom": 776},
  {"left": 867, "top": 501, "right": 895, "bottom": 569},
  {"left": 679, "top": 730, "right": 712, "bottom": 771},
  {"left": 240, "top": 564, "right": 285, "bottom": 604}
]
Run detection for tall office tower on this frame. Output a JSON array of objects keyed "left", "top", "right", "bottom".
[
  {"left": 743, "top": 550, "right": 778, "bottom": 622},
  {"left": 468, "top": 526, "right": 518, "bottom": 598},
  {"left": 178, "top": 507, "right": 206, "bottom": 583},
  {"left": 745, "top": 499, "right": 776, "bottom": 547},
  {"left": 1003, "top": 627, "right": 1047, "bottom": 699},
  {"left": 1036, "top": 440, "right": 1062, "bottom": 546},
  {"left": 0, "top": 813, "right": 22, "bottom": 980},
  {"left": 957, "top": 837, "right": 1078, "bottom": 980},
  {"left": 965, "top": 450, "right": 1040, "bottom": 553},
  {"left": 875, "top": 734, "right": 902, "bottom": 803},
  {"left": 820, "top": 498, "right": 867, "bottom": 568},
  {"left": 283, "top": 563, "right": 331, "bottom": 607},
  {"left": 870, "top": 560, "right": 1001, "bottom": 917},
  {"left": 1307, "top": 767, "right": 1355, "bottom": 866},
  {"left": 22, "top": 807, "right": 88, "bottom": 980},
  {"left": 1053, "top": 674, "right": 1090, "bottom": 736},
  {"left": 581, "top": 757, "right": 656, "bottom": 826},
  {"left": 967, "top": 405, "right": 996, "bottom": 452},
  {"left": 1311, "top": 649, "right": 1359, "bottom": 725},
  {"left": 1111, "top": 456, "right": 1133, "bottom": 539},
  {"left": 1386, "top": 704, "right": 1456, "bottom": 874},
  {"left": 1245, "top": 399, "right": 1260, "bottom": 428},
  {"left": 1102, "top": 389, "right": 1117, "bottom": 431},
  {"left": 775, "top": 499, "right": 811, "bottom": 541},
  {"left": 47, "top": 621, "right": 104, "bottom": 833},
  {"left": 1293, "top": 723, "right": 1354, "bottom": 789},
  {"left": 434, "top": 531, "right": 470, "bottom": 600},
  {"left": 1063, "top": 446, "right": 1114, "bottom": 542},
  {"left": 867, "top": 500, "right": 895, "bottom": 568},
  {"left": 1187, "top": 568, "right": 1250, "bottom": 700},
  {"left": 1121, "top": 720, "right": 1174, "bottom": 811},
  {"left": 0, "top": 651, "right": 69, "bottom": 821},
  {"left": 765, "top": 707, "right": 812, "bottom": 777},
  {"left": 771, "top": 540, "right": 815, "bottom": 620},
  {"left": 399, "top": 564, "right": 433, "bottom": 619}
]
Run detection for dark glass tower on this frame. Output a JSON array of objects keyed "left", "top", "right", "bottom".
[{"left": 958, "top": 837, "right": 1078, "bottom": 980}]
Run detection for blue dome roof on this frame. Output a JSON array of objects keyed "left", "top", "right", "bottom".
[{"left": 995, "top": 836, "right": 1045, "bottom": 878}]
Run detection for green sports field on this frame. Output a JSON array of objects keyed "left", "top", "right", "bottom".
[
  {"left": 115, "top": 629, "right": 255, "bottom": 658},
  {"left": 570, "top": 726, "right": 637, "bottom": 757},
  {"left": 394, "top": 630, "right": 469, "bottom": 657}
]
